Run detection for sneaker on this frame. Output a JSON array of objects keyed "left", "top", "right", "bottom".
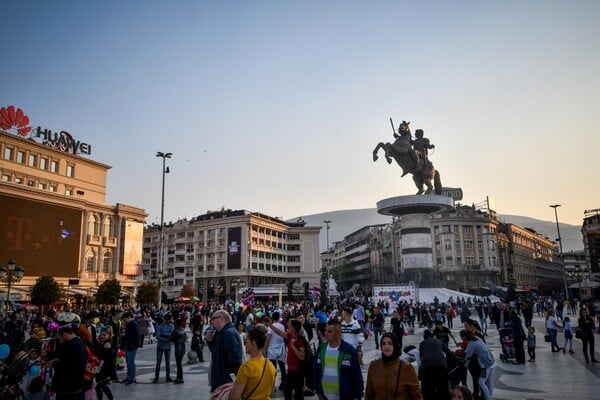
[
  {"left": 152, "top": 378, "right": 159, "bottom": 384},
  {"left": 125, "top": 379, "right": 136, "bottom": 385},
  {"left": 174, "top": 379, "right": 184, "bottom": 384},
  {"left": 166, "top": 377, "right": 173, "bottom": 382}
]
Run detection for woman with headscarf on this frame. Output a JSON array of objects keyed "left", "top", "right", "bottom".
[{"left": 365, "top": 332, "right": 423, "bottom": 400}]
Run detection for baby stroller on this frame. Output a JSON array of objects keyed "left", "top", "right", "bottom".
[{"left": 499, "top": 327, "right": 516, "bottom": 362}]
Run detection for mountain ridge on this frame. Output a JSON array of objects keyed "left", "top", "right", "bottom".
[{"left": 292, "top": 208, "right": 583, "bottom": 253}]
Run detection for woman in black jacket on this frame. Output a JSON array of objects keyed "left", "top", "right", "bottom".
[{"left": 577, "top": 307, "right": 598, "bottom": 364}]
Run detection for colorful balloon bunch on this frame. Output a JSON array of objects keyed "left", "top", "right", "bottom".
[{"left": 240, "top": 288, "right": 255, "bottom": 306}]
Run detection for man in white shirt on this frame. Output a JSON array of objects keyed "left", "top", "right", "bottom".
[
  {"left": 264, "top": 312, "right": 287, "bottom": 390},
  {"left": 341, "top": 307, "right": 364, "bottom": 364}
]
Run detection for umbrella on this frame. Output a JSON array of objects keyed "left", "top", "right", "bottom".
[{"left": 174, "top": 296, "right": 191, "bottom": 302}]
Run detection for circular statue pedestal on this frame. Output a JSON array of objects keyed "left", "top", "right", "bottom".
[{"left": 377, "top": 195, "right": 453, "bottom": 271}]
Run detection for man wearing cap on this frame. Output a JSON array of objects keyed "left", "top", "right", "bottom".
[
  {"left": 153, "top": 313, "right": 174, "bottom": 383},
  {"left": 121, "top": 312, "right": 139, "bottom": 385}
]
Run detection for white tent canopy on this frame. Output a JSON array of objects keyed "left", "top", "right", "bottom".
[{"left": 416, "top": 288, "right": 500, "bottom": 304}]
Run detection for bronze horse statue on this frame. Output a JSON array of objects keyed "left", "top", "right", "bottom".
[{"left": 373, "top": 120, "right": 443, "bottom": 195}]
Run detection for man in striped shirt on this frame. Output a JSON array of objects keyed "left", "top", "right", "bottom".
[{"left": 314, "top": 320, "right": 364, "bottom": 400}]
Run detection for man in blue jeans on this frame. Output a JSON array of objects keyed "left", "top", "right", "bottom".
[
  {"left": 153, "top": 313, "right": 174, "bottom": 383},
  {"left": 369, "top": 306, "right": 384, "bottom": 350},
  {"left": 121, "top": 312, "right": 140, "bottom": 385}
]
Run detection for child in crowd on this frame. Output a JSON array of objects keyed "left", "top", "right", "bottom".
[
  {"left": 527, "top": 326, "right": 536, "bottom": 362},
  {"left": 563, "top": 316, "right": 574, "bottom": 354},
  {"left": 25, "top": 376, "right": 50, "bottom": 400},
  {"left": 452, "top": 385, "right": 473, "bottom": 400}
]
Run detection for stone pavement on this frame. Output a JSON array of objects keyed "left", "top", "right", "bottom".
[{"left": 110, "top": 313, "right": 600, "bottom": 399}]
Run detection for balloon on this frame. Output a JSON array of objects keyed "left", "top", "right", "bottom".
[
  {"left": 0, "top": 344, "right": 9, "bottom": 360},
  {"left": 28, "top": 365, "right": 41, "bottom": 377}
]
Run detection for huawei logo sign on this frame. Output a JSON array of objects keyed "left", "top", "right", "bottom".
[{"left": 0, "top": 105, "right": 32, "bottom": 136}]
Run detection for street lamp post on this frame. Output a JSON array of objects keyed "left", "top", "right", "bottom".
[
  {"left": 156, "top": 151, "right": 172, "bottom": 309},
  {"left": 233, "top": 278, "right": 241, "bottom": 303},
  {"left": 0, "top": 259, "right": 25, "bottom": 315},
  {"left": 322, "top": 220, "right": 332, "bottom": 303},
  {"left": 549, "top": 204, "right": 569, "bottom": 300}
]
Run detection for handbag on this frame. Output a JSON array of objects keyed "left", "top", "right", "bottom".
[
  {"left": 575, "top": 329, "right": 584, "bottom": 339},
  {"left": 544, "top": 334, "right": 551, "bottom": 343}
]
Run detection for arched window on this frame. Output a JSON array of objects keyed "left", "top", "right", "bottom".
[
  {"left": 86, "top": 248, "right": 97, "bottom": 272},
  {"left": 103, "top": 216, "right": 113, "bottom": 237},
  {"left": 88, "top": 213, "right": 99, "bottom": 236},
  {"left": 102, "top": 250, "right": 112, "bottom": 273}
]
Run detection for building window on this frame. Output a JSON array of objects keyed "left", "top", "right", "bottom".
[
  {"left": 40, "top": 158, "right": 48, "bottom": 170},
  {"left": 2, "top": 174, "right": 11, "bottom": 182},
  {"left": 49, "top": 184, "right": 57, "bottom": 192},
  {"left": 65, "top": 188, "right": 73, "bottom": 196},
  {"left": 27, "top": 180, "right": 35, "bottom": 187},
  {"left": 3, "top": 147, "right": 13, "bottom": 160},
  {"left": 464, "top": 226, "right": 472, "bottom": 234},
  {"left": 466, "top": 257, "right": 474, "bottom": 265},
  {"left": 16, "top": 151, "right": 25, "bottom": 164},
  {"left": 102, "top": 250, "right": 112, "bottom": 273},
  {"left": 38, "top": 182, "right": 47, "bottom": 190},
  {"left": 66, "top": 164, "right": 74, "bottom": 177},
  {"left": 103, "top": 216, "right": 113, "bottom": 237},
  {"left": 28, "top": 154, "right": 37, "bottom": 167},
  {"left": 88, "top": 214, "right": 99, "bottom": 235},
  {"left": 86, "top": 249, "right": 97, "bottom": 272},
  {"left": 465, "top": 240, "right": 473, "bottom": 250}
]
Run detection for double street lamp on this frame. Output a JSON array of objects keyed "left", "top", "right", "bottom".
[
  {"left": 156, "top": 151, "right": 172, "bottom": 308},
  {"left": 0, "top": 259, "right": 25, "bottom": 315}
]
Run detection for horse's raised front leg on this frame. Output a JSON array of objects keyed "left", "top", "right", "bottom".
[{"left": 373, "top": 142, "right": 384, "bottom": 161}]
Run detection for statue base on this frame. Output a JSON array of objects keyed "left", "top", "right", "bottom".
[{"left": 377, "top": 195, "right": 453, "bottom": 272}]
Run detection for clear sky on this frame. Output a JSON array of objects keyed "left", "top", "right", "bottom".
[{"left": 2, "top": 1, "right": 598, "bottom": 226}]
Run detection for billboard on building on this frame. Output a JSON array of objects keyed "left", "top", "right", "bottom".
[
  {"left": 121, "top": 220, "right": 143, "bottom": 276},
  {"left": 0, "top": 193, "right": 81, "bottom": 277},
  {"left": 372, "top": 285, "right": 417, "bottom": 308},
  {"left": 227, "top": 227, "right": 241, "bottom": 269}
]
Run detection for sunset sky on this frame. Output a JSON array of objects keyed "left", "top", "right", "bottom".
[{"left": 2, "top": 1, "right": 598, "bottom": 227}]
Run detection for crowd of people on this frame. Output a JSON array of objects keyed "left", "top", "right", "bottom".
[{"left": 0, "top": 295, "right": 597, "bottom": 400}]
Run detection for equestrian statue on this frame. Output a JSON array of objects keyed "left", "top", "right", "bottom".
[{"left": 373, "top": 119, "right": 442, "bottom": 195}]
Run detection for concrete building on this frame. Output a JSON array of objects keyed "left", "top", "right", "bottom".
[
  {"left": 0, "top": 108, "right": 146, "bottom": 307},
  {"left": 142, "top": 210, "right": 321, "bottom": 303}
]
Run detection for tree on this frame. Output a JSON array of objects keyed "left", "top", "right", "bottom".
[
  {"left": 180, "top": 283, "right": 195, "bottom": 298},
  {"left": 136, "top": 282, "right": 159, "bottom": 305},
  {"left": 96, "top": 279, "right": 122, "bottom": 305},
  {"left": 30, "top": 276, "right": 63, "bottom": 308}
]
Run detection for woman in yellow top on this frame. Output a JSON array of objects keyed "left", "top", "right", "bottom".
[
  {"left": 365, "top": 332, "right": 423, "bottom": 400},
  {"left": 230, "top": 323, "right": 277, "bottom": 400}
]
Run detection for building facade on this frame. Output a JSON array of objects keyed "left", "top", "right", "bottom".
[
  {"left": 0, "top": 118, "right": 146, "bottom": 306},
  {"left": 323, "top": 205, "right": 563, "bottom": 295},
  {"left": 143, "top": 210, "right": 321, "bottom": 303}
]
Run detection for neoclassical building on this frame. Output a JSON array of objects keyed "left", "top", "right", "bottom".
[{"left": 0, "top": 108, "right": 146, "bottom": 306}]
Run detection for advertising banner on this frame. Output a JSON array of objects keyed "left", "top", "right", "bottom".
[
  {"left": 121, "top": 221, "right": 143, "bottom": 276},
  {"left": 372, "top": 285, "right": 416, "bottom": 308},
  {"left": 227, "top": 227, "right": 242, "bottom": 269},
  {"left": 0, "top": 193, "right": 81, "bottom": 277}
]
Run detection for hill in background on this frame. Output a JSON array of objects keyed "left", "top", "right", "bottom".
[{"left": 292, "top": 208, "right": 583, "bottom": 253}]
